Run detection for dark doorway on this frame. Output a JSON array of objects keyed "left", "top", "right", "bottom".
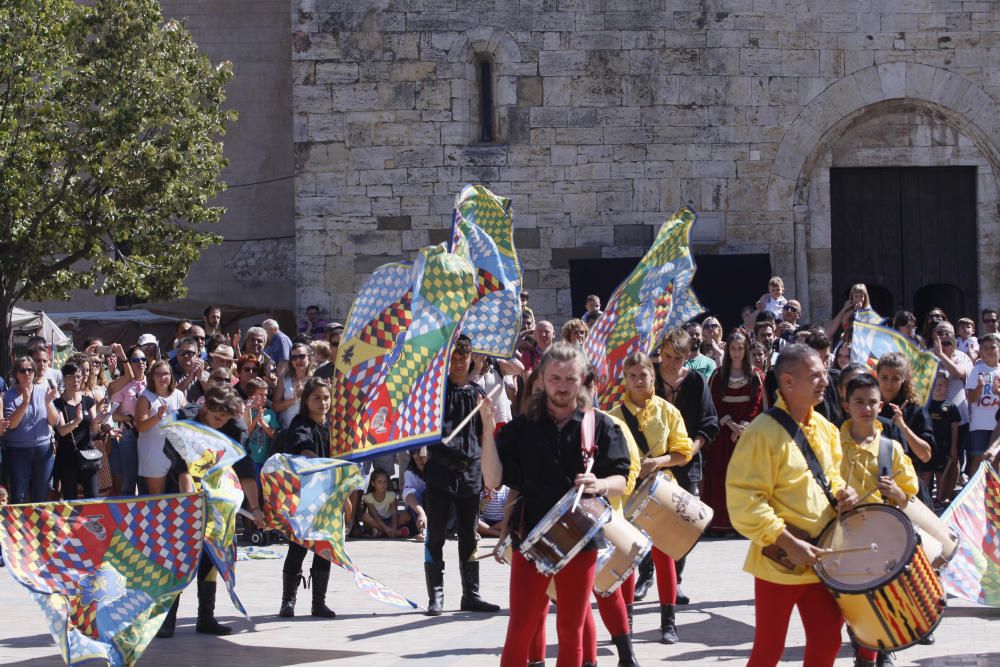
[
  {"left": 569, "top": 253, "right": 773, "bottom": 332},
  {"left": 830, "top": 166, "right": 978, "bottom": 324}
]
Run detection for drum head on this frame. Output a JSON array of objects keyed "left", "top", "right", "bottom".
[
  {"left": 815, "top": 504, "right": 916, "bottom": 593},
  {"left": 623, "top": 473, "right": 658, "bottom": 520},
  {"left": 522, "top": 489, "right": 576, "bottom": 548}
]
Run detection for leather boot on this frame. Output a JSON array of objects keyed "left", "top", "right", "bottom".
[
  {"left": 633, "top": 552, "right": 653, "bottom": 601},
  {"left": 425, "top": 561, "right": 445, "bottom": 616},
  {"left": 626, "top": 603, "right": 634, "bottom": 638},
  {"left": 876, "top": 652, "right": 895, "bottom": 667},
  {"left": 459, "top": 560, "right": 500, "bottom": 612},
  {"left": 310, "top": 567, "right": 337, "bottom": 618},
  {"left": 279, "top": 570, "right": 301, "bottom": 618},
  {"left": 156, "top": 596, "right": 180, "bottom": 638},
  {"left": 195, "top": 580, "right": 232, "bottom": 635},
  {"left": 675, "top": 587, "right": 690, "bottom": 605},
  {"left": 612, "top": 633, "right": 640, "bottom": 666},
  {"left": 659, "top": 604, "right": 679, "bottom": 644}
]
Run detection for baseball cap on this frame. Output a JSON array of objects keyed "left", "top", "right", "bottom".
[
  {"left": 137, "top": 333, "right": 158, "bottom": 347},
  {"left": 326, "top": 322, "right": 345, "bottom": 333}
]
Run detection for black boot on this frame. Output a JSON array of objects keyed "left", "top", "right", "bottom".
[
  {"left": 675, "top": 586, "right": 690, "bottom": 605},
  {"left": 459, "top": 560, "right": 500, "bottom": 613},
  {"left": 425, "top": 561, "right": 445, "bottom": 616},
  {"left": 876, "top": 651, "right": 895, "bottom": 667},
  {"left": 612, "top": 633, "right": 640, "bottom": 666},
  {"left": 633, "top": 552, "right": 653, "bottom": 601},
  {"left": 156, "top": 596, "right": 180, "bottom": 638},
  {"left": 195, "top": 580, "right": 232, "bottom": 635},
  {"left": 310, "top": 568, "right": 337, "bottom": 618},
  {"left": 279, "top": 570, "right": 301, "bottom": 618},
  {"left": 527, "top": 663, "right": 545, "bottom": 667},
  {"left": 659, "top": 604, "right": 679, "bottom": 644},
  {"left": 626, "top": 603, "right": 634, "bottom": 638}
]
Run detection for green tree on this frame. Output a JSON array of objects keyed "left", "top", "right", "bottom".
[{"left": 0, "top": 0, "right": 233, "bottom": 375}]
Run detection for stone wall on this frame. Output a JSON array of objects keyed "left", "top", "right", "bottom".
[{"left": 292, "top": 0, "right": 1000, "bottom": 325}]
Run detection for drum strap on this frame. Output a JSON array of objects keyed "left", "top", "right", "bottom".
[
  {"left": 766, "top": 408, "right": 838, "bottom": 510},
  {"left": 618, "top": 405, "right": 650, "bottom": 455},
  {"left": 878, "top": 436, "right": 894, "bottom": 478}
]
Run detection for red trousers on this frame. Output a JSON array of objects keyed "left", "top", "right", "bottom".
[
  {"left": 748, "top": 578, "right": 844, "bottom": 667},
  {"left": 530, "top": 572, "right": 636, "bottom": 663},
  {"left": 652, "top": 547, "right": 677, "bottom": 605},
  {"left": 502, "top": 549, "right": 597, "bottom": 667}
]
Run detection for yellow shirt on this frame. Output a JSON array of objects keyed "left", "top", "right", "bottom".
[
  {"left": 726, "top": 396, "right": 846, "bottom": 585},
  {"left": 838, "top": 420, "right": 919, "bottom": 507},
  {"left": 608, "top": 395, "right": 694, "bottom": 474},
  {"left": 604, "top": 412, "right": 642, "bottom": 513}
]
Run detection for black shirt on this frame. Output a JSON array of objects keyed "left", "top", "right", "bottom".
[
  {"left": 425, "top": 380, "right": 486, "bottom": 498},
  {"left": 285, "top": 413, "right": 330, "bottom": 458},
  {"left": 497, "top": 408, "right": 630, "bottom": 538},
  {"left": 879, "top": 398, "right": 935, "bottom": 467},
  {"left": 654, "top": 369, "right": 719, "bottom": 485}
]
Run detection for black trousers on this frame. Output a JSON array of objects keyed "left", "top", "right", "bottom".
[
  {"left": 284, "top": 541, "right": 330, "bottom": 576},
  {"left": 58, "top": 461, "right": 100, "bottom": 500},
  {"left": 424, "top": 484, "right": 479, "bottom": 564}
]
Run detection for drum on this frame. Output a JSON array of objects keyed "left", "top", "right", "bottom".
[
  {"left": 498, "top": 534, "right": 557, "bottom": 598},
  {"left": 624, "top": 471, "right": 712, "bottom": 560},
  {"left": 593, "top": 512, "right": 652, "bottom": 597},
  {"left": 903, "top": 498, "right": 960, "bottom": 570},
  {"left": 815, "top": 504, "right": 946, "bottom": 651},
  {"left": 520, "top": 488, "right": 612, "bottom": 576}
]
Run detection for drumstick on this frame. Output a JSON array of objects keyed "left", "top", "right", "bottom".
[
  {"left": 817, "top": 543, "right": 878, "bottom": 558},
  {"left": 570, "top": 456, "right": 595, "bottom": 513},
  {"left": 854, "top": 470, "right": 902, "bottom": 505},
  {"left": 441, "top": 383, "right": 504, "bottom": 445}
]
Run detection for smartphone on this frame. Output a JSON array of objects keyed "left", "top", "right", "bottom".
[{"left": 96, "top": 345, "right": 113, "bottom": 355}]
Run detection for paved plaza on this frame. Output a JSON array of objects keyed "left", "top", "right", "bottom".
[{"left": 1, "top": 534, "right": 997, "bottom": 666}]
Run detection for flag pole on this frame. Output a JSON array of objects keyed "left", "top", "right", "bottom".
[{"left": 440, "top": 383, "right": 504, "bottom": 446}]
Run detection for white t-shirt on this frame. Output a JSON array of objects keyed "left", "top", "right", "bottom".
[
  {"left": 964, "top": 360, "right": 1000, "bottom": 431},
  {"left": 475, "top": 368, "right": 513, "bottom": 424},
  {"left": 944, "top": 350, "right": 973, "bottom": 424},
  {"left": 958, "top": 335, "right": 979, "bottom": 358},
  {"left": 762, "top": 294, "right": 787, "bottom": 319}
]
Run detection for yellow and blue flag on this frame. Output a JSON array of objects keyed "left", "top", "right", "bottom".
[{"left": 850, "top": 320, "right": 939, "bottom": 406}]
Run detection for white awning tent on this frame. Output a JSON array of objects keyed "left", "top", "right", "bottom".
[
  {"left": 46, "top": 309, "right": 182, "bottom": 326},
  {"left": 10, "top": 307, "right": 69, "bottom": 344}
]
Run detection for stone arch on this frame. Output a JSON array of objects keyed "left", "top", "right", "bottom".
[
  {"left": 766, "top": 63, "right": 1000, "bottom": 316},
  {"left": 446, "top": 28, "right": 522, "bottom": 144}
]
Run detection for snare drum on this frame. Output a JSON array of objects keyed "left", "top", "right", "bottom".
[
  {"left": 520, "top": 487, "right": 612, "bottom": 576},
  {"left": 593, "top": 512, "right": 652, "bottom": 597},
  {"left": 903, "top": 498, "right": 960, "bottom": 570},
  {"left": 624, "top": 471, "right": 712, "bottom": 560},
  {"left": 815, "top": 504, "right": 946, "bottom": 651}
]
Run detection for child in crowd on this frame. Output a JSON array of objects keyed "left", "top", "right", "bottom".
[
  {"left": 965, "top": 333, "right": 1000, "bottom": 476},
  {"left": 402, "top": 451, "right": 428, "bottom": 540},
  {"left": 926, "top": 371, "right": 961, "bottom": 508},
  {"left": 756, "top": 276, "right": 787, "bottom": 319},
  {"left": 244, "top": 378, "right": 280, "bottom": 479},
  {"left": 361, "top": 468, "right": 411, "bottom": 538},
  {"left": 957, "top": 317, "right": 979, "bottom": 361},
  {"left": 477, "top": 484, "right": 510, "bottom": 537}
]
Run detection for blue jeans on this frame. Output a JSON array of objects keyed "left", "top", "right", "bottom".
[
  {"left": 115, "top": 429, "right": 140, "bottom": 496},
  {"left": 6, "top": 443, "right": 55, "bottom": 504}
]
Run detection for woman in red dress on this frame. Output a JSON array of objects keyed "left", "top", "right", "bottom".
[{"left": 703, "top": 330, "right": 766, "bottom": 534}]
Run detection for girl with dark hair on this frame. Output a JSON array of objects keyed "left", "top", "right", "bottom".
[
  {"left": 921, "top": 307, "right": 948, "bottom": 347},
  {"left": 3, "top": 356, "right": 59, "bottom": 503},
  {"left": 703, "top": 331, "right": 766, "bottom": 534},
  {"left": 278, "top": 377, "right": 339, "bottom": 619},
  {"left": 273, "top": 342, "right": 315, "bottom": 428},
  {"left": 53, "top": 362, "right": 105, "bottom": 500},
  {"left": 892, "top": 310, "right": 921, "bottom": 346}
]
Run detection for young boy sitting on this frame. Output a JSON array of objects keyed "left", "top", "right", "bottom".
[{"left": 756, "top": 276, "right": 788, "bottom": 319}]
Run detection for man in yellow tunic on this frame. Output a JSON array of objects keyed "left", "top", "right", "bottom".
[{"left": 726, "top": 344, "right": 858, "bottom": 667}]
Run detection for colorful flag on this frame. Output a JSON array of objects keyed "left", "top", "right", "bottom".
[
  {"left": 850, "top": 320, "right": 939, "bottom": 405},
  {"left": 331, "top": 244, "right": 477, "bottom": 460},
  {"left": 0, "top": 493, "right": 204, "bottom": 667},
  {"left": 940, "top": 462, "right": 1000, "bottom": 605},
  {"left": 450, "top": 184, "right": 523, "bottom": 358},
  {"left": 261, "top": 454, "right": 418, "bottom": 608},
  {"left": 584, "top": 205, "right": 703, "bottom": 409},
  {"left": 161, "top": 418, "right": 248, "bottom": 618},
  {"left": 853, "top": 306, "right": 883, "bottom": 325}
]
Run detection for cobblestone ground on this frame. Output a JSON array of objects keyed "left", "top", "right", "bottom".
[{"left": 1, "top": 534, "right": 997, "bottom": 666}]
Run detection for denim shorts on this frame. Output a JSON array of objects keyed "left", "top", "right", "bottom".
[{"left": 968, "top": 429, "right": 993, "bottom": 455}]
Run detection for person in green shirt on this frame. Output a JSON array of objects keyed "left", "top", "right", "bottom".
[{"left": 683, "top": 321, "right": 717, "bottom": 381}]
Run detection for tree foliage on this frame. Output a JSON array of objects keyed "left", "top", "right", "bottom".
[{"left": 0, "top": 0, "right": 234, "bottom": 368}]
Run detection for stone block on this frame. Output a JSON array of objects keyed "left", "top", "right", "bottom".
[
  {"left": 514, "top": 228, "right": 540, "bottom": 249},
  {"left": 376, "top": 215, "right": 412, "bottom": 231},
  {"left": 551, "top": 246, "right": 601, "bottom": 269},
  {"left": 614, "top": 224, "right": 654, "bottom": 246},
  {"left": 597, "top": 190, "right": 633, "bottom": 211},
  {"left": 539, "top": 50, "right": 587, "bottom": 76},
  {"left": 740, "top": 48, "right": 782, "bottom": 75},
  {"left": 517, "top": 76, "right": 543, "bottom": 106},
  {"left": 781, "top": 49, "right": 820, "bottom": 77},
  {"left": 530, "top": 107, "right": 567, "bottom": 127},
  {"left": 315, "top": 62, "right": 359, "bottom": 84},
  {"left": 543, "top": 76, "right": 573, "bottom": 106},
  {"left": 353, "top": 253, "right": 407, "bottom": 273},
  {"left": 572, "top": 77, "right": 623, "bottom": 107}
]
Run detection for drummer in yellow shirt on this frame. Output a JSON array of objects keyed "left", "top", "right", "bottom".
[
  {"left": 726, "top": 344, "right": 858, "bottom": 667},
  {"left": 609, "top": 352, "right": 693, "bottom": 645},
  {"left": 839, "top": 372, "right": 919, "bottom": 667}
]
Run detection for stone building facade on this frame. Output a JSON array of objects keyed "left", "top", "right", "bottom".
[{"left": 292, "top": 0, "right": 1000, "bottom": 326}]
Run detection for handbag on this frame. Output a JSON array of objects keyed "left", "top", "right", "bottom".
[{"left": 76, "top": 447, "right": 103, "bottom": 472}]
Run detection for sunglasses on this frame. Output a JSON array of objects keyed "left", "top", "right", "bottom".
[
  {"left": 985, "top": 319, "right": 998, "bottom": 324},
  {"left": 291, "top": 354, "right": 308, "bottom": 361},
  {"left": 16, "top": 367, "right": 34, "bottom": 374},
  {"left": 239, "top": 366, "right": 258, "bottom": 373},
  {"left": 178, "top": 350, "right": 197, "bottom": 358},
  {"left": 783, "top": 305, "right": 799, "bottom": 312},
  {"left": 130, "top": 357, "right": 147, "bottom": 363},
  {"left": 703, "top": 322, "right": 720, "bottom": 329}
]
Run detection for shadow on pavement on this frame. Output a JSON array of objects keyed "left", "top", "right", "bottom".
[
  {"left": 2, "top": 646, "right": 369, "bottom": 667},
  {"left": 913, "top": 653, "right": 1000, "bottom": 666},
  {"left": 348, "top": 611, "right": 503, "bottom": 641},
  {"left": 632, "top": 610, "right": 756, "bottom": 647},
  {"left": 0, "top": 634, "right": 55, "bottom": 649}
]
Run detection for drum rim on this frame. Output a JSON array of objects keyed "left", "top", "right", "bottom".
[
  {"left": 623, "top": 471, "right": 661, "bottom": 520},
  {"left": 593, "top": 533, "right": 653, "bottom": 597},
  {"left": 814, "top": 503, "right": 917, "bottom": 593},
  {"left": 521, "top": 492, "right": 609, "bottom": 550},
  {"left": 520, "top": 496, "right": 613, "bottom": 572}
]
